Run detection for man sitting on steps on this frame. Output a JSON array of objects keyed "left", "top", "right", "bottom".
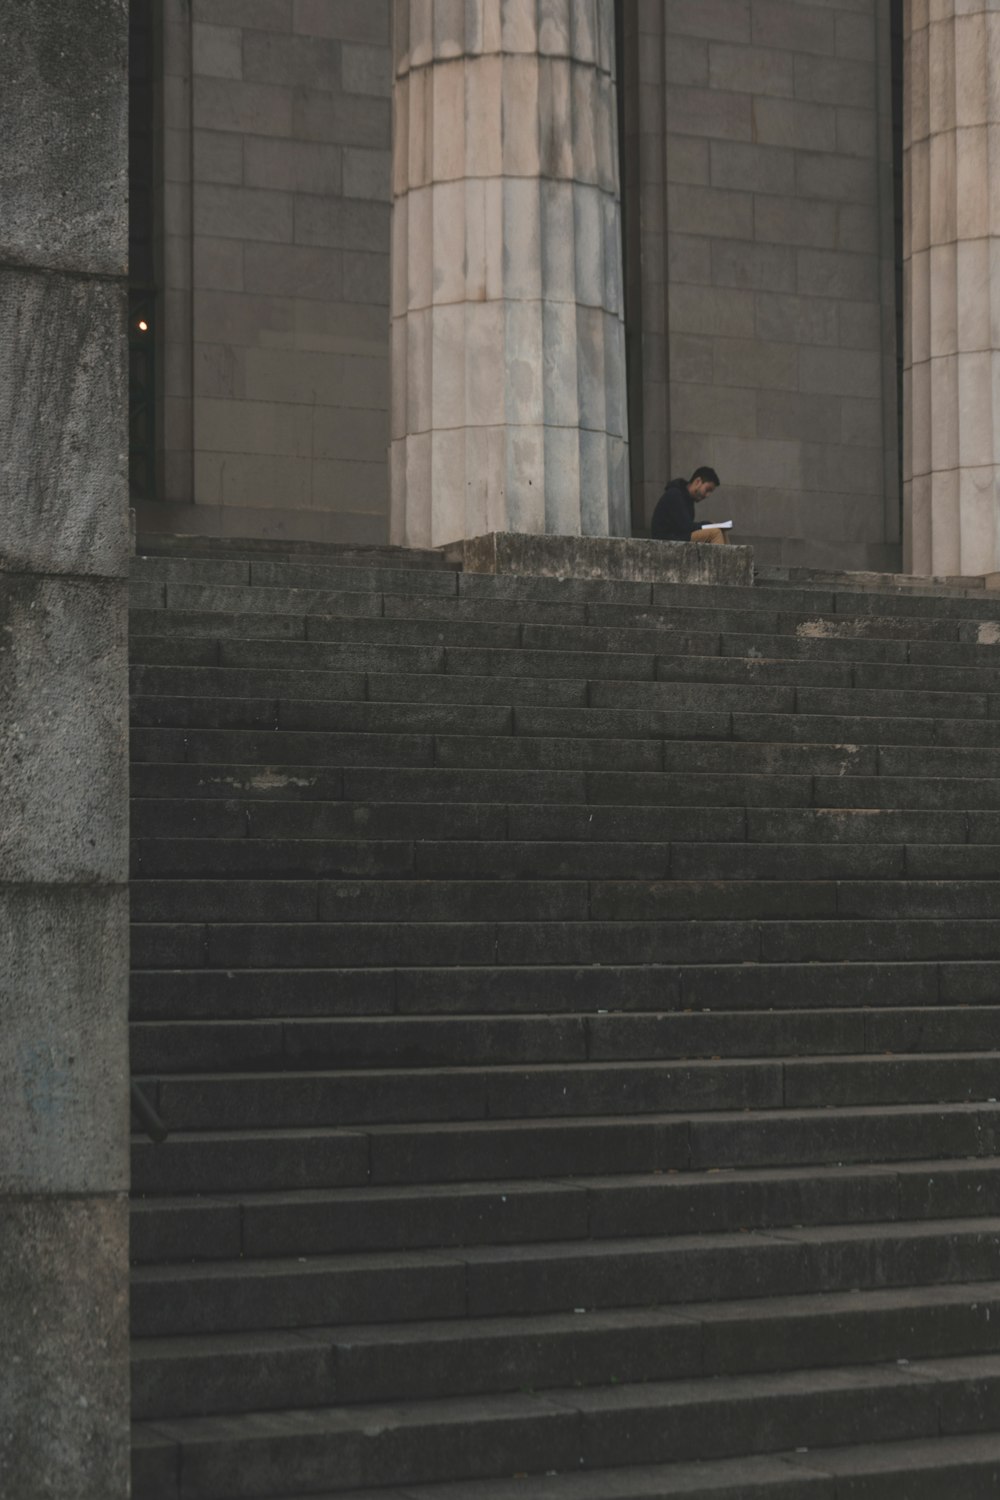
[{"left": 650, "top": 466, "right": 725, "bottom": 544}]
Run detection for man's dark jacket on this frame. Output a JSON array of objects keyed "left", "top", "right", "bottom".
[{"left": 650, "top": 478, "right": 696, "bottom": 541}]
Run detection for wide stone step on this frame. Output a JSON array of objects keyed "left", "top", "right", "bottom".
[
  {"left": 728, "top": 630, "right": 1000, "bottom": 665},
  {"left": 128, "top": 798, "right": 981, "bottom": 846},
  {"left": 130, "top": 727, "right": 892, "bottom": 778},
  {"left": 129, "top": 959, "right": 963, "bottom": 1023},
  {"left": 125, "top": 598, "right": 1000, "bottom": 660},
  {"left": 130, "top": 796, "right": 516, "bottom": 838},
  {"left": 136, "top": 1059, "right": 785, "bottom": 1131},
  {"left": 133, "top": 836, "right": 954, "bottom": 880},
  {"left": 815, "top": 771, "right": 1000, "bottom": 810},
  {"left": 130, "top": 917, "right": 1000, "bottom": 970},
  {"left": 129, "top": 601, "right": 1000, "bottom": 651},
  {"left": 129, "top": 877, "right": 1000, "bottom": 925},
  {"left": 140, "top": 680, "right": 996, "bottom": 724},
  {"left": 470, "top": 570, "right": 1000, "bottom": 620},
  {"left": 129, "top": 1157, "right": 1000, "bottom": 1267},
  {"left": 129, "top": 1277, "right": 1000, "bottom": 1416},
  {"left": 126, "top": 833, "right": 1000, "bottom": 884},
  {"left": 128, "top": 629, "right": 728, "bottom": 679},
  {"left": 388, "top": 575, "right": 1000, "bottom": 621},
  {"left": 128, "top": 557, "right": 819, "bottom": 613},
  {"left": 129, "top": 1007, "right": 1000, "bottom": 1076},
  {"left": 694, "top": 843, "right": 1000, "bottom": 880},
  {"left": 132, "top": 1013, "right": 590, "bottom": 1073},
  {"left": 757, "top": 561, "right": 987, "bottom": 594},
  {"left": 597, "top": 680, "right": 995, "bottom": 721},
  {"left": 131, "top": 1125, "right": 371, "bottom": 1194},
  {"left": 765, "top": 585, "right": 999, "bottom": 622},
  {"left": 129, "top": 700, "right": 1000, "bottom": 755},
  {"left": 180, "top": 1433, "right": 1000, "bottom": 1500},
  {"left": 134, "top": 583, "right": 713, "bottom": 631},
  {"left": 734, "top": 712, "right": 1000, "bottom": 747},
  {"left": 131, "top": 1102, "right": 1000, "bottom": 1195},
  {"left": 130, "top": 664, "right": 591, "bottom": 707},
  {"left": 131, "top": 554, "right": 1000, "bottom": 620},
  {"left": 137, "top": 725, "right": 1000, "bottom": 779},
  {"left": 132, "top": 1052, "right": 1000, "bottom": 1134},
  {"left": 127, "top": 562, "right": 725, "bottom": 612},
  {"left": 128, "top": 625, "right": 1000, "bottom": 674},
  {"left": 680, "top": 653, "right": 1000, "bottom": 694},
  {"left": 400, "top": 584, "right": 845, "bottom": 624},
  {"left": 128, "top": 688, "right": 1000, "bottom": 739},
  {"left": 129, "top": 645, "right": 1000, "bottom": 701},
  {"left": 125, "top": 739, "right": 1000, "bottom": 796},
  {"left": 129, "top": 1218, "right": 1000, "bottom": 1338},
  {"left": 131, "top": 878, "right": 593, "bottom": 924},
  {"left": 132, "top": 577, "right": 459, "bottom": 615},
  {"left": 134, "top": 588, "right": 997, "bottom": 661},
  {"left": 131, "top": 1353, "right": 1000, "bottom": 1495}
]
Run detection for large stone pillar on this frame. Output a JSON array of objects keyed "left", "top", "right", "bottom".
[
  {"left": 903, "top": 2, "right": 1000, "bottom": 574},
  {"left": 0, "top": 2, "right": 130, "bottom": 1496},
  {"left": 389, "top": 0, "right": 629, "bottom": 548}
]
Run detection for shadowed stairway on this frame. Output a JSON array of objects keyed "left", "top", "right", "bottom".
[{"left": 130, "top": 538, "right": 1000, "bottom": 1500}]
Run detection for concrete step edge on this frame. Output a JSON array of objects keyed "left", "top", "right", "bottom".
[
  {"left": 127, "top": 656, "right": 1000, "bottom": 692},
  {"left": 129, "top": 1101, "right": 1000, "bottom": 1147},
  {"left": 125, "top": 600, "right": 1000, "bottom": 640},
  {"left": 127, "top": 692, "right": 1000, "bottom": 729},
  {"left": 127, "top": 1158, "right": 1000, "bottom": 1215},
  {"left": 131, "top": 1431, "right": 1000, "bottom": 1500},
  {"left": 126, "top": 1346, "right": 1000, "bottom": 1430}
]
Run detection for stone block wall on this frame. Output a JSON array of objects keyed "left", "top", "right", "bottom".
[
  {"left": 638, "top": 0, "right": 901, "bottom": 569},
  {"left": 137, "top": 0, "right": 903, "bottom": 567},
  {"left": 140, "top": 0, "right": 394, "bottom": 544}
]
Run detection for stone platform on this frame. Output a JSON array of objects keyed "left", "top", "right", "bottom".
[{"left": 447, "top": 530, "right": 754, "bottom": 586}]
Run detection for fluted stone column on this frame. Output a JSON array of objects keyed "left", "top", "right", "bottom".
[
  {"left": 903, "top": 2, "right": 1000, "bottom": 575},
  {"left": 389, "top": 0, "right": 629, "bottom": 548}
]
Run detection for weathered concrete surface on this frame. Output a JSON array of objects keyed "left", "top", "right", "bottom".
[
  {"left": 0, "top": 0, "right": 130, "bottom": 1494},
  {"left": 456, "top": 531, "right": 754, "bottom": 586},
  {"left": 0, "top": 268, "right": 129, "bottom": 578},
  {"left": 0, "top": 886, "right": 129, "bottom": 1194},
  {"left": 0, "top": 575, "right": 128, "bottom": 883},
  {"left": 0, "top": 0, "right": 128, "bottom": 275},
  {"left": 390, "top": 0, "right": 629, "bottom": 548},
  {"left": 0, "top": 1196, "right": 129, "bottom": 1500}
]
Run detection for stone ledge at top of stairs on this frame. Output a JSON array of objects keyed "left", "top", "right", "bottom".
[{"left": 446, "top": 533, "right": 755, "bottom": 587}]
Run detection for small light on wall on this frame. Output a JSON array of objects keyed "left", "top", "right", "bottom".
[{"left": 137, "top": 319, "right": 149, "bottom": 332}]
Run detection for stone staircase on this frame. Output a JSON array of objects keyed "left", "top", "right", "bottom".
[{"left": 129, "top": 540, "right": 1000, "bottom": 1500}]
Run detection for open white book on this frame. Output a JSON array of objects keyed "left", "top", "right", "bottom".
[{"left": 699, "top": 520, "right": 733, "bottom": 530}]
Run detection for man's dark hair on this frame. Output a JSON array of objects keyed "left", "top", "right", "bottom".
[{"left": 690, "top": 466, "right": 721, "bottom": 487}]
